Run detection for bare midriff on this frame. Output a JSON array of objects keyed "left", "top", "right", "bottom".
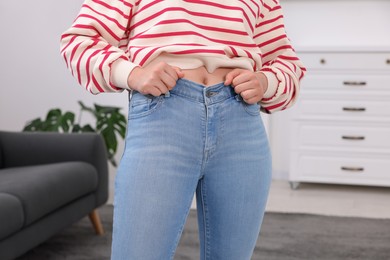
[{"left": 181, "top": 66, "right": 234, "bottom": 87}]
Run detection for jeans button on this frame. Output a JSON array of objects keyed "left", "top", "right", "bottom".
[{"left": 206, "top": 91, "right": 217, "bottom": 98}]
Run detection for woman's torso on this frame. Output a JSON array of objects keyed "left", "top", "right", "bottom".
[{"left": 180, "top": 66, "right": 233, "bottom": 87}]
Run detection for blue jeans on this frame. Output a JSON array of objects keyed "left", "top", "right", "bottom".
[{"left": 110, "top": 78, "right": 272, "bottom": 260}]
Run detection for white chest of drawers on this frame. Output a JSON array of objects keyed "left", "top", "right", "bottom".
[{"left": 287, "top": 49, "right": 390, "bottom": 189}]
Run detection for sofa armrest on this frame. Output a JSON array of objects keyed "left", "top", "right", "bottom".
[{"left": 0, "top": 131, "right": 108, "bottom": 206}]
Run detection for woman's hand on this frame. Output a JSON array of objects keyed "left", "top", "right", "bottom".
[
  {"left": 127, "top": 62, "right": 184, "bottom": 96},
  {"left": 224, "top": 69, "right": 268, "bottom": 104}
]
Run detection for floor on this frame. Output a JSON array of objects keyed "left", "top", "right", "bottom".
[
  {"left": 265, "top": 180, "right": 390, "bottom": 219},
  {"left": 190, "top": 180, "right": 390, "bottom": 219}
]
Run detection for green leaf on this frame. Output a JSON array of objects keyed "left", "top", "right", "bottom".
[
  {"left": 23, "top": 118, "right": 44, "bottom": 132},
  {"left": 40, "top": 109, "right": 75, "bottom": 133},
  {"left": 44, "top": 109, "right": 62, "bottom": 132},
  {"left": 61, "top": 112, "right": 75, "bottom": 133},
  {"left": 94, "top": 104, "right": 127, "bottom": 163},
  {"left": 72, "top": 123, "right": 95, "bottom": 133},
  {"left": 24, "top": 101, "right": 127, "bottom": 168},
  {"left": 80, "top": 124, "right": 95, "bottom": 133},
  {"left": 72, "top": 124, "right": 82, "bottom": 133}
]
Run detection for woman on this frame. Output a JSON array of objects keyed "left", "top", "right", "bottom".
[{"left": 61, "top": 0, "right": 305, "bottom": 259}]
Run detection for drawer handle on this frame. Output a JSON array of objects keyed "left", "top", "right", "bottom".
[
  {"left": 342, "top": 136, "right": 365, "bottom": 140},
  {"left": 320, "top": 58, "right": 326, "bottom": 64},
  {"left": 386, "top": 59, "right": 390, "bottom": 65},
  {"left": 343, "top": 81, "right": 367, "bottom": 86},
  {"left": 342, "top": 107, "right": 366, "bottom": 112},
  {"left": 341, "top": 167, "right": 364, "bottom": 172}
]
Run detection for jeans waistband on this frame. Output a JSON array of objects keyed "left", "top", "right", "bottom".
[{"left": 169, "top": 78, "right": 237, "bottom": 105}]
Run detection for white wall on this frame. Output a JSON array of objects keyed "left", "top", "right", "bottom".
[
  {"left": 281, "top": 0, "right": 390, "bottom": 49},
  {"left": 0, "top": 0, "right": 128, "bottom": 204},
  {"left": 0, "top": 0, "right": 129, "bottom": 130}
]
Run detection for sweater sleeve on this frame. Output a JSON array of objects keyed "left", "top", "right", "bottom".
[
  {"left": 60, "top": 0, "right": 138, "bottom": 94},
  {"left": 254, "top": 0, "right": 306, "bottom": 114}
]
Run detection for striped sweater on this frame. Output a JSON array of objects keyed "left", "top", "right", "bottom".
[{"left": 60, "top": 0, "right": 306, "bottom": 113}]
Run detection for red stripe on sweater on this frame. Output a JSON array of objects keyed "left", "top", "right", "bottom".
[
  {"left": 60, "top": 34, "right": 77, "bottom": 54},
  {"left": 135, "top": 0, "right": 164, "bottom": 15},
  {"left": 257, "top": 34, "right": 287, "bottom": 48},
  {"left": 92, "top": 75, "right": 105, "bottom": 93},
  {"left": 139, "top": 47, "right": 160, "bottom": 66},
  {"left": 263, "top": 45, "right": 293, "bottom": 58},
  {"left": 90, "top": 0, "right": 131, "bottom": 19},
  {"left": 133, "top": 31, "right": 256, "bottom": 48},
  {"left": 241, "top": 0, "right": 259, "bottom": 18},
  {"left": 96, "top": 45, "right": 115, "bottom": 92},
  {"left": 76, "top": 40, "right": 99, "bottom": 85},
  {"left": 130, "top": 7, "right": 243, "bottom": 32},
  {"left": 243, "top": 50, "right": 256, "bottom": 70},
  {"left": 171, "top": 49, "right": 226, "bottom": 55},
  {"left": 82, "top": 4, "right": 127, "bottom": 31},
  {"left": 270, "top": 5, "right": 282, "bottom": 13},
  {"left": 229, "top": 46, "right": 239, "bottom": 57},
  {"left": 256, "top": 15, "right": 283, "bottom": 28},
  {"left": 99, "top": 50, "right": 117, "bottom": 90},
  {"left": 69, "top": 42, "right": 83, "bottom": 77},
  {"left": 183, "top": 0, "right": 254, "bottom": 31},
  {"left": 60, "top": 35, "right": 77, "bottom": 59},
  {"left": 60, "top": 33, "right": 75, "bottom": 41},
  {"left": 282, "top": 84, "right": 296, "bottom": 110},
  {"left": 129, "top": 43, "right": 212, "bottom": 62},
  {"left": 254, "top": 24, "right": 284, "bottom": 39},
  {"left": 130, "top": 47, "right": 143, "bottom": 63},
  {"left": 248, "top": 0, "right": 261, "bottom": 17},
  {"left": 263, "top": 3, "right": 282, "bottom": 14},
  {"left": 85, "top": 49, "right": 102, "bottom": 88},
  {"left": 275, "top": 59, "right": 294, "bottom": 75},
  {"left": 265, "top": 93, "right": 288, "bottom": 111},
  {"left": 131, "top": 19, "right": 248, "bottom": 40},
  {"left": 71, "top": 24, "right": 100, "bottom": 34},
  {"left": 77, "top": 14, "right": 121, "bottom": 42},
  {"left": 117, "top": 0, "right": 134, "bottom": 8},
  {"left": 299, "top": 73, "right": 305, "bottom": 80},
  {"left": 278, "top": 55, "right": 300, "bottom": 61},
  {"left": 263, "top": 3, "right": 273, "bottom": 12}
]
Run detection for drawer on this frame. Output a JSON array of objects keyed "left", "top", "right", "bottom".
[
  {"left": 291, "top": 153, "right": 390, "bottom": 182},
  {"left": 298, "top": 52, "right": 390, "bottom": 71},
  {"left": 293, "top": 125, "right": 390, "bottom": 150},
  {"left": 301, "top": 74, "right": 390, "bottom": 92},
  {"left": 293, "top": 99, "right": 390, "bottom": 122}
]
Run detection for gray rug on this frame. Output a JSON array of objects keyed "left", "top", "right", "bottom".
[{"left": 17, "top": 205, "right": 390, "bottom": 260}]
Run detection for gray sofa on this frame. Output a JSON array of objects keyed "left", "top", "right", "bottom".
[{"left": 0, "top": 131, "right": 109, "bottom": 260}]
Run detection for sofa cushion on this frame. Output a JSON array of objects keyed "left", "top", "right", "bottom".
[
  {"left": 0, "top": 193, "right": 24, "bottom": 240},
  {"left": 0, "top": 162, "right": 98, "bottom": 227}
]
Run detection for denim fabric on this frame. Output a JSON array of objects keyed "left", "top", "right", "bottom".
[{"left": 110, "top": 78, "right": 272, "bottom": 260}]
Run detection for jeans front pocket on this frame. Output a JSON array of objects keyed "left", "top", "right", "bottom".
[
  {"left": 235, "top": 94, "right": 261, "bottom": 116},
  {"left": 129, "top": 92, "right": 165, "bottom": 119}
]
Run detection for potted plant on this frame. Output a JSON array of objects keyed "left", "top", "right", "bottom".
[{"left": 23, "top": 101, "right": 126, "bottom": 167}]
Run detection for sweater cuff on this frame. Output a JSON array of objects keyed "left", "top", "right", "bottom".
[
  {"left": 111, "top": 59, "right": 139, "bottom": 90},
  {"left": 261, "top": 71, "right": 279, "bottom": 99}
]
